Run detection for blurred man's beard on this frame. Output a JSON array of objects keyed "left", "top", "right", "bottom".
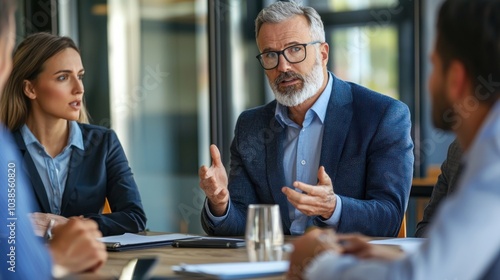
[
  {"left": 431, "top": 85, "right": 455, "bottom": 131},
  {"left": 270, "top": 53, "right": 324, "bottom": 107}
]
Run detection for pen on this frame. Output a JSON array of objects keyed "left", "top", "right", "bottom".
[{"left": 44, "top": 219, "right": 55, "bottom": 241}]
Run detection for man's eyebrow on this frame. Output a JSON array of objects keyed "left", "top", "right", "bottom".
[{"left": 261, "top": 41, "right": 302, "bottom": 53}]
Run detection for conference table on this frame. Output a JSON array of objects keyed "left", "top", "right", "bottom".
[
  {"left": 80, "top": 233, "right": 292, "bottom": 280},
  {"left": 77, "top": 179, "right": 436, "bottom": 279}
]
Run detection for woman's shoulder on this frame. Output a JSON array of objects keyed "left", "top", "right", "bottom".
[
  {"left": 78, "top": 123, "right": 113, "bottom": 133},
  {"left": 77, "top": 123, "right": 118, "bottom": 142}
]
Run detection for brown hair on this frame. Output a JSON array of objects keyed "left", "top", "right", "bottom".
[
  {"left": 436, "top": 0, "right": 500, "bottom": 103},
  {"left": 0, "top": 32, "right": 89, "bottom": 130}
]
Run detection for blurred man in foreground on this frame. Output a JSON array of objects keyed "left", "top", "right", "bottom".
[
  {"left": 0, "top": 0, "right": 107, "bottom": 278},
  {"left": 288, "top": 0, "right": 500, "bottom": 279}
]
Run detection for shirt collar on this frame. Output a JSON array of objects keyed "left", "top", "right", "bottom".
[
  {"left": 20, "top": 121, "right": 84, "bottom": 151},
  {"left": 20, "top": 124, "right": 39, "bottom": 147},
  {"left": 275, "top": 72, "right": 333, "bottom": 127},
  {"left": 68, "top": 121, "right": 84, "bottom": 151},
  {"left": 461, "top": 99, "right": 500, "bottom": 163}
]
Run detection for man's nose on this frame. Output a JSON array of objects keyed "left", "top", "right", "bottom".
[{"left": 276, "top": 53, "right": 292, "bottom": 72}]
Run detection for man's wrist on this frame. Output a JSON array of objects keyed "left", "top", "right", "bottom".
[
  {"left": 208, "top": 200, "right": 228, "bottom": 217},
  {"left": 326, "top": 195, "right": 337, "bottom": 218}
]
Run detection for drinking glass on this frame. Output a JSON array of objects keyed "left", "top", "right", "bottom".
[{"left": 245, "top": 204, "right": 284, "bottom": 262}]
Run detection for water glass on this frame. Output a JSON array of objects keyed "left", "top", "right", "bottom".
[{"left": 245, "top": 204, "right": 284, "bottom": 262}]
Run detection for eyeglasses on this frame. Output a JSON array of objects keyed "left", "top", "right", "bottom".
[{"left": 256, "top": 41, "right": 322, "bottom": 70}]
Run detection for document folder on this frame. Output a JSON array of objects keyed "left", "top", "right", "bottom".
[
  {"left": 171, "top": 237, "right": 245, "bottom": 248},
  {"left": 99, "top": 233, "right": 199, "bottom": 251}
]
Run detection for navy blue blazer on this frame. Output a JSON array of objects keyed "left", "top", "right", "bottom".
[
  {"left": 202, "top": 75, "right": 414, "bottom": 237},
  {"left": 13, "top": 123, "right": 147, "bottom": 236},
  {"left": 415, "top": 139, "right": 462, "bottom": 237}
]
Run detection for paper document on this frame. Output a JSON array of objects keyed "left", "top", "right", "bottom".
[
  {"left": 369, "top": 238, "right": 427, "bottom": 254},
  {"left": 99, "top": 233, "right": 199, "bottom": 251},
  {"left": 172, "top": 261, "right": 289, "bottom": 279}
]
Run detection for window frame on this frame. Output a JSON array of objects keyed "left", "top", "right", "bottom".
[{"left": 317, "top": 1, "right": 421, "bottom": 176}]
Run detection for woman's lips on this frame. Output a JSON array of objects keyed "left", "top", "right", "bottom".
[{"left": 69, "top": 101, "right": 81, "bottom": 110}]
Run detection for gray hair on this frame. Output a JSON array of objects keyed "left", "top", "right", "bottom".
[{"left": 255, "top": 1, "right": 325, "bottom": 42}]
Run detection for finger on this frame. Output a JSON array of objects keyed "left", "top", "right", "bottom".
[
  {"left": 281, "top": 186, "right": 291, "bottom": 196},
  {"left": 31, "top": 212, "right": 41, "bottom": 218},
  {"left": 200, "top": 176, "right": 220, "bottom": 193},
  {"left": 89, "top": 229, "right": 103, "bottom": 239},
  {"left": 32, "top": 212, "right": 49, "bottom": 222},
  {"left": 75, "top": 242, "right": 107, "bottom": 272},
  {"left": 86, "top": 259, "right": 105, "bottom": 273},
  {"left": 337, "top": 236, "right": 370, "bottom": 255},
  {"left": 282, "top": 186, "right": 302, "bottom": 202},
  {"left": 210, "top": 144, "right": 223, "bottom": 168},
  {"left": 292, "top": 181, "right": 316, "bottom": 196},
  {"left": 212, "top": 186, "right": 223, "bottom": 196},
  {"left": 199, "top": 165, "right": 211, "bottom": 179},
  {"left": 283, "top": 187, "right": 313, "bottom": 214},
  {"left": 80, "top": 218, "right": 100, "bottom": 230},
  {"left": 317, "top": 166, "right": 332, "bottom": 186},
  {"left": 54, "top": 217, "right": 69, "bottom": 226},
  {"left": 214, "top": 188, "right": 228, "bottom": 200},
  {"left": 338, "top": 238, "right": 363, "bottom": 252},
  {"left": 338, "top": 234, "right": 370, "bottom": 243}
]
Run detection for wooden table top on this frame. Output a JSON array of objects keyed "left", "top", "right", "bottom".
[{"left": 76, "top": 234, "right": 293, "bottom": 280}]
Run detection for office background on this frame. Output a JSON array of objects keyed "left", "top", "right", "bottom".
[{"left": 14, "top": 0, "right": 452, "bottom": 236}]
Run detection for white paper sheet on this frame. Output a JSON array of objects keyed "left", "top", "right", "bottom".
[
  {"left": 172, "top": 261, "right": 289, "bottom": 279},
  {"left": 369, "top": 237, "right": 427, "bottom": 254}
]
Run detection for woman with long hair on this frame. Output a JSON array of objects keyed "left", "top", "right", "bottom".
[{"left": 0, "top": 32, "right": 147, "bottom": 236}]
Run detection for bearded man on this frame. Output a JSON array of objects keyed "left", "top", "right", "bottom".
[{"left": 198, "top": 1, "right": 414, "bottom": 237}]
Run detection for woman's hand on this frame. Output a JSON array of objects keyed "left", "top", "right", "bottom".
[{"left": 30, "top": 212, "right": 69, "bottom": 236}]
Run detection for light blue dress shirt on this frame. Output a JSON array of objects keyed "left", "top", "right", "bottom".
[
  {"left": 305, "top": 100, "right": 500, "bottom": 280},
  {"left": 206, "top": 73, "right": 342, "bottom": 235},
  {"left": 274, "top": 73, "right": 341, "bottom": 235},
  {"left": 20, "top": 121, "right": 84, "bottom": 214}
]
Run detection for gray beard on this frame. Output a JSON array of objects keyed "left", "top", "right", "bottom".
[{"left": 271, "top": 56, "right": 324, "bottom": 107}]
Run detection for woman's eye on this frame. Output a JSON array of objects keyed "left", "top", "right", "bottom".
[{"left": 57, "top": 75, "right": 67, "bottom": 81}]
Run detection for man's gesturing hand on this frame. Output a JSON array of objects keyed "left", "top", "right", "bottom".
[
  {"left": 282, "top": 166, "right": 336, "bottom": 219},
  {"left": 199, "top": 144, "right": 229, "bottom": 216}
]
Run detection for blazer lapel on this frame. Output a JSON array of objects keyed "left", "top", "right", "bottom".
[
  {"left": 320, "top": 76, "right": 353, "bottom": 182},
  {"left": 12, "top": 131, "right": 51, "bottom": 213},
  {"left": 61, "top": 147, "right": 84, "bottom": 214},
  {"left": 265, "top": 114, "right": 292, "bottom": 233}
]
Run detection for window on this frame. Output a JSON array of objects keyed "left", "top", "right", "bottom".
[
  {"left": 330, "top": 25, "right": 399, "bottom": 99},
  {"left": 312, "top": 0, "right": 417, "bottom": 167},
  {"left": 310, "top": 0, "right": 398, "bottom": 12}
]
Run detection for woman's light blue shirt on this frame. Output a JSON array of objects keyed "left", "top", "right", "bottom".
[{"left": 20, "top": 121, "right": 84, "bottom": 214}]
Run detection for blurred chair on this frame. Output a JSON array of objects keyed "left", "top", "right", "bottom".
[
  {"left": 103, "top": 198, "right": 111, "bottom": 214},
  {"left": 397, "top": 214, "right": 407, "bottom": 238}
]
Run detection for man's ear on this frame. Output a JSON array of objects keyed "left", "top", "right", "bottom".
[
  {"left": 23, "top": 80, "right": 37, "bottom": 99},
  {"left": 445, "top": 60, "right": 470, "bottom": 102},
  {"left": 320, "top": 42, "right": 329, "bottom": 66}
]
